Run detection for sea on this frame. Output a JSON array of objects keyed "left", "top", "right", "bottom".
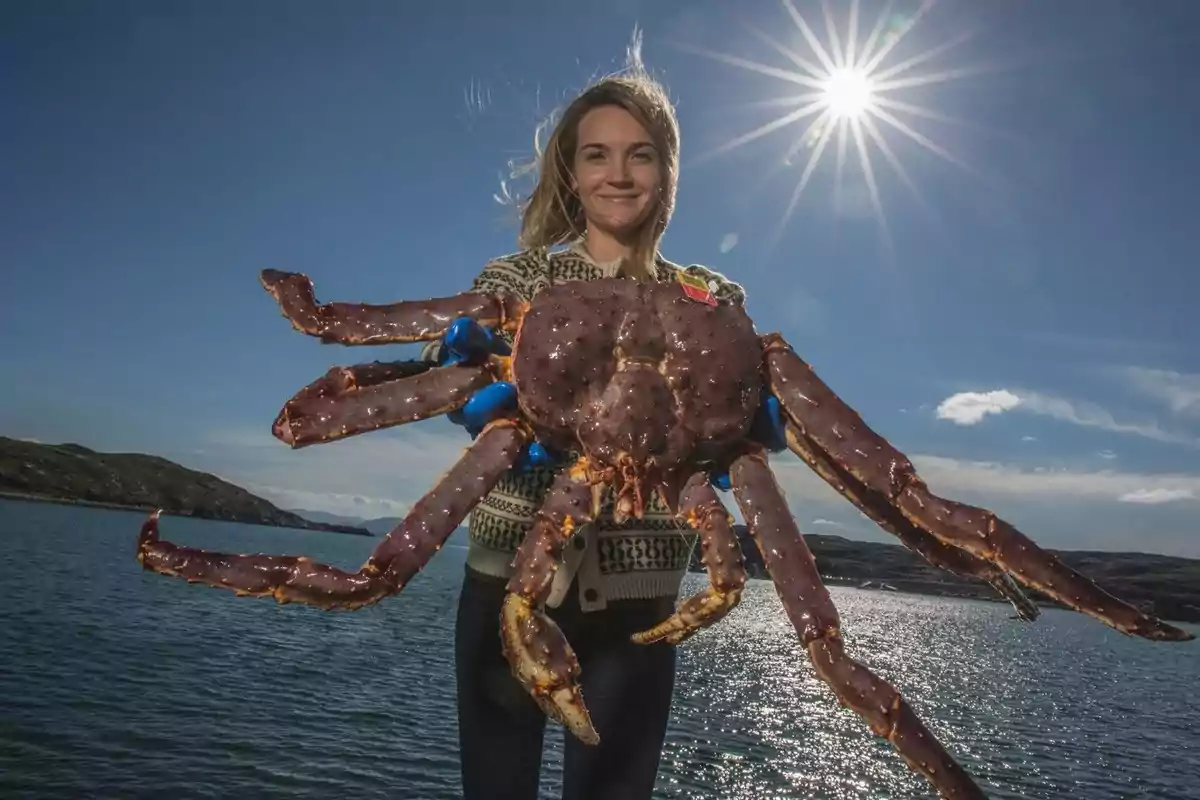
[{"left": 1, "top": 498, "right": 1197, "bottom": 800}]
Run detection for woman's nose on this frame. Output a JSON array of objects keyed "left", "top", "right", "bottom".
[{"left": 606, "top": 161, "right": 632, "bottom": 184}]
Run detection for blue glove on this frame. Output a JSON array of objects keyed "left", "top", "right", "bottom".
[
  {"left": 439, "top": 318, "right": 560, "bottom": 471},
  {"left": 710, "top": 393, "right": 787, "bottom": 492},
  {"left": 437, "top": 316, "right": 511, "bottom": 366}
]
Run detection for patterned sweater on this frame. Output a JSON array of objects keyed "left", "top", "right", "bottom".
[{"left": 430, "top": 242, "right": 747, "bottom": 612}]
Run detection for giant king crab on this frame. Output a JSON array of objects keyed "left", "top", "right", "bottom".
[{"left": 137, "top": 268, "right": 1194, "bottom": 799}]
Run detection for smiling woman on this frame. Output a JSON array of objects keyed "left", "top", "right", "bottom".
[{"left": 426, "top": 37, "right": 763, "bottom": 800}]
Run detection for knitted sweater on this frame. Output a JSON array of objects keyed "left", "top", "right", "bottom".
[{"left": 430, "top": 243, "right": 747, "bottom": 613}]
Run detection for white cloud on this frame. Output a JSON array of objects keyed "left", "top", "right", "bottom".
[
  {"left": 1020, "top": 435, "right": 1037, "bottom": 442},
  {"left": 811, "top": 518, "right": 843, "bottom": 527},
  {"left": 773, "top": 451, "right": 1200, "bottom": 507},
  {"left": 936, "top": 390, "right": 1021, "bottom": 425},
  {"left": 1117, "top": 367, "right": 1200, "bottom": 419},
  {"left": 909, "top": 455, "right": 1200, "bottom": 503},
  {"left": 935, "top": 388, "right": 1199, "bottom": 447},
  {"left": 718, "top": 232, "right": 739, "bottom": 253},
  {"left": 1098, "top": 449, "right": 1117, "bottom": 460},
  {"left": 1117, "top": 488, "right": 1195, "bottom": 505},
  {"left": 1017, "top": 391, "right": 1194, "bottom": 444}
]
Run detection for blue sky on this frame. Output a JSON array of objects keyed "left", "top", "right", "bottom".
[{"left": 4, "top": 0, "right": 1199, "bottom": 557}]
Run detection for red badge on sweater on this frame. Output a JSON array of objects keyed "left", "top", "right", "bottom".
[{"left": 677, "top": 272, "right": 718, "bottom": 306}]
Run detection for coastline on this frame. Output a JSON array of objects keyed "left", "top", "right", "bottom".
[
  {"left": 4, "top": 491, "right": 1197, "bottom": 624},
  {"left": 0, "top": 436, "right": 373, "bottom": 536},
  {"left": 0, "top": 490, "right": 372, "bottom": 536},
  {"left": 687, "top": 526, "right": 1200, "bottom": 625}
]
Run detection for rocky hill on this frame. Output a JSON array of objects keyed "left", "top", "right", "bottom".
[
  {"left": 0, "top": 437, "right": 370, "bottom": 535},
  {"left": 689, "top": 525, "right": 1200, "bottom": 624}
]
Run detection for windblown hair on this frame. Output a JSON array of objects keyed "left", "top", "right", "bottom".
[{"left": 507, "top": 31, "right": 680, "bottom": 279}]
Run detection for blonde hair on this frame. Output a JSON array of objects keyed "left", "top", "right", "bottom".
[{"left": 506, "top": 31, "right": 680, "bottom": 279}]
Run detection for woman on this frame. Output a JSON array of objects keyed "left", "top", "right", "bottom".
[{"left": 442, "top": 57, "right": 748, "bottom": 800}]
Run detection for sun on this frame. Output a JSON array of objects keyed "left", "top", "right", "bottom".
[
  {"left": 821, "top": 67, "right": 876, "bottom": 120},
  {"left": 671, "top": 0, "right": 987, "bottom": 250}
]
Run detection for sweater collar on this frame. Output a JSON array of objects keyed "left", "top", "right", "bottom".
[{"left": 568, "top": 239, "right": 674, "bottom": 281}]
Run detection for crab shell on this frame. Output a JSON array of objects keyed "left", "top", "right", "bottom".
[{"left": 510, "top": 278, "right": 763, "bottom": 517}]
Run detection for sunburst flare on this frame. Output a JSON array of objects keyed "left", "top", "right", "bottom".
[{"left": 674, "top": 0, "right": 988, "bottom": 249}]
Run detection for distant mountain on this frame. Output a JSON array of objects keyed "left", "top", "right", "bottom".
[
  {"left": 286, "top": 509, "right": 368, "bottom": 527},
  {"left": 0, "top": 437, "right": 370, "bottom": 535},
  {"left": 363, "top": 517, "right": 404, "bottom": 535},
  {"left": 690, "top": 526, "right": 1200, "bottom": 624},
  {"left": 286, "top": 509, "right": 475, "bottom": 550},
  {"left": 285, "top": 509, "right": 404, "bottom": 536},
  {"left": 292, "top": 514, "right": 468, "bottom": 542}
]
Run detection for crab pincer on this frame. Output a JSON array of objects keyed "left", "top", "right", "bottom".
[
  {"left": 632, "top": 472, "right": 747, "bottom": 645},
  {"left": 500, "top": 458, "right": 600, "bottom": 744}
]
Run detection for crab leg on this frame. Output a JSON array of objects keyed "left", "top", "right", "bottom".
[
  {"left": 137, "top": 420, "right": 528, "bottom": 610},
  {"left": 271, "top": 359, "right": 495, "bottom": 448},
  {"left": 782, "top": 425, "right": 1040, "bottom": 622},
  {"left": 260, "top": 269, "right": 524, "bottom": 345},
  {"left": 729, "top": 448, "right": 987, "bottom": 800},
  {"left": 500, "top": 458, "right": 600, "bottom": 745},
  {"left": 632, "top": 472, "right": 747, "bottom": 645},
  {"left": 762, "top": 334, "right": 1194, "bottom": 642}
]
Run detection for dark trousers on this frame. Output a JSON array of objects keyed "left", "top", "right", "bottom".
[{"left": 455, "top": 567, "right": 678, "bottom": 800}]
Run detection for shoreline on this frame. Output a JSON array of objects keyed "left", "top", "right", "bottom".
[
  {"left": 691, "top": 565, "right": 1018, "bottom": 606},
  {"left": 0, "top": 492, "right": 373, "bottom": 536},
  {"left": 686, "top": 528, "right": 1200, "bottom": 626}
]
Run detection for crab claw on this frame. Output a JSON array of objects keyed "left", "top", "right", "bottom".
[
  {"left": 633, "top": 473, "right": 747, "bottom": 646},
  {"left": 499, "top": 593, "right": 599, "bottom": 745},
  {"left": 632, "top": 585, "right": 742, "bottom": 645}
]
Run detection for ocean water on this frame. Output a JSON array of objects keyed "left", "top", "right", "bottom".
[{"left": 0, "top": 499, "right": 1196, "bottom": 800}]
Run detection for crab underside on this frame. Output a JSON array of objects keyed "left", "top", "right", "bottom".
[{"left": 136, "top": 270, "right": 1193, "bottom": 800}]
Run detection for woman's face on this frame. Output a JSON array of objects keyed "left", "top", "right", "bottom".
[{"left": 571, "top": 105, "right": 663, "bottom": 239}]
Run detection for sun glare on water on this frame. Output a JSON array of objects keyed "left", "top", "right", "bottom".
[{"left": 675, "top": 0, "right": 987, "bottom": 249}]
